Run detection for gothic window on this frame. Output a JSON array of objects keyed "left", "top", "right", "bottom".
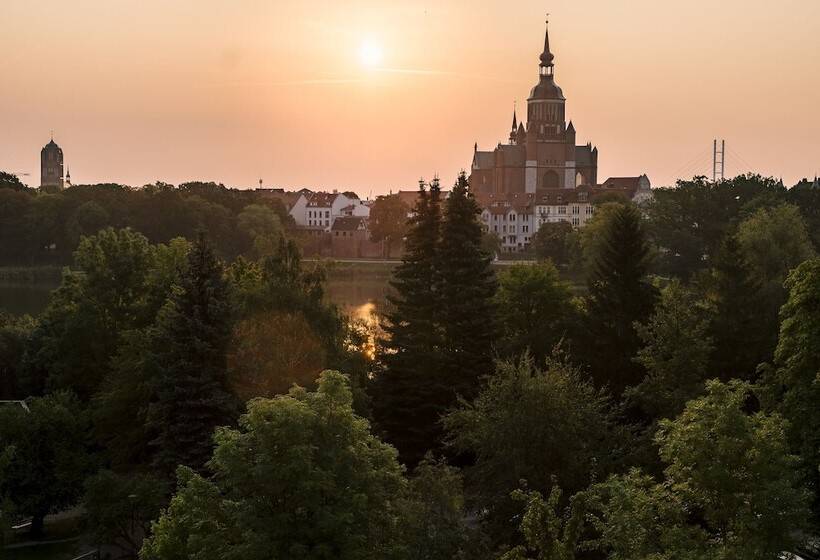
[{"left": 543, "top": 170, "right": 559, "bottom": 189}]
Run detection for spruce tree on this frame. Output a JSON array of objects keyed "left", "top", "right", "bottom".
[
  {"left": 437, "top": 172, "right": 498, "bottom": 398},
  {"left": 585, "top": 203, "right": 657, "bottom": 395},
  {"left": 707, "top": 233, "right": 767, "bottom": 380},
  {"left": 374, "top": 179, "right": 444, "bottom": 466},
  {"left": 147, "top": 233, "right": 237, "bottom": 477}
]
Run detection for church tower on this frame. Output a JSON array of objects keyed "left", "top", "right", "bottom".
[
  {"left": 525, "top": 20, "right": 575, "bottom": 191},
  {"left": 40, "top": 136, "right": 64, "bottom": 192}
]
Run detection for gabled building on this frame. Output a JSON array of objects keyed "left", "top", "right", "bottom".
[{"left": 290, "top": 190, "right": 370, "bottom": 231}]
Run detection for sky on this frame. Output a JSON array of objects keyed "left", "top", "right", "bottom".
[{"left": 1, "top": 0, "right": 818, "bottom": 195}]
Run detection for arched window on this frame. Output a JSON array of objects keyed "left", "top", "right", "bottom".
[{"left": 543, "top": 170, "right": 559, "bottom": 188}]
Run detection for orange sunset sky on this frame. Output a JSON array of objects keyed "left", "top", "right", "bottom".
[{"left": 1, "top": 0, "right": 818, "bottom": 194}]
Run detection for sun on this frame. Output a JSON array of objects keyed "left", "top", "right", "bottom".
[{"left": 358, "top": 39, "right": 383, "bottom": 68}]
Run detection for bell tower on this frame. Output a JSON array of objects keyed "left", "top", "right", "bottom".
[{"left": 40, "top": 135, "right": 65, "bottom": 192}]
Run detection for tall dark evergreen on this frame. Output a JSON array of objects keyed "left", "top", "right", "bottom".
[
  {"left": 707, "top": 234, "right": 767, "bottom": 380},
  {"left": 374, "top": 179, "right": 444, "bottom": 465},
  {"left": 147, "top": 233, "right": 237, "bottom": 477},
  {"left": 437, "top": 172, "right": 498, "bottom": 397},
  {"left": 585, "top": 203, "right": 657, "bottom": 395}
]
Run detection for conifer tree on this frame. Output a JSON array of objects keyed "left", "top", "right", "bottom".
[
  {"left": 374, "top": 179, "right": 444, "bottom": 465},
  {"left": 147, "top": 233, "right": 237, "bottom": 477},
  {"left": 437, "top": 172, "right": 498, "bottom": 398},
  {"left": 585, "top": 203, "right": 657, "bottom": 395},
  {"left": 707, "top": 233, "right": 767, "bottom": 380}
]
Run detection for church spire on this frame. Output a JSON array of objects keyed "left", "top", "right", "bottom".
[
  {"left": 539, "top": 17, "right": 555, "bottom": 76},
  {"left": 509, "top": 104, "right": 518, "bottom": 143}
]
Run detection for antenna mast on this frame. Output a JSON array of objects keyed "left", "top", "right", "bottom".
[{"left": 712, "top": 139, "right": 725, "bottom": 182}]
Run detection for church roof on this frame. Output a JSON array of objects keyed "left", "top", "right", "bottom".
[
  {"left": 472, "top": 151, "right": 495, "bottom": 169},
  {"left": 529, "top": 76, "right": 564, "bottom": 101}
]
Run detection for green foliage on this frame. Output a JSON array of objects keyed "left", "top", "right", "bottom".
[
  {"left": 531, "top": 221, "right": 573, "bottom": 266},
  {"left": 24, "top": 228, "right": 175, "bottom": 399},
  {"left": 736, "top": 204, "right": 815, "bottom": 296},
  {"left": 645, "top": 174, "right": 787, "bottom": 278},
  {"left": 0, "top": 171, "right": 29, "bottom": 191},
  {"left": 375, "top": 179, "right": 445, "bottom": 465},
  {"left": 399, "top": 456, "right": 487, "bottom": 560},
  {"left": 0, "top": 392, "right": 94, "bottom": 536},
  {"left": 654, "top": 379, "right": 810, "bottom": 558},
  {"left": 444, "top": 356, "right": 616, "bottom": 543},
  {"left": 508, "top": 380, "right": 810, "bottom": 560},
  {"left": 584, "top": 203, "right": 657, "bottom": 395},
  {"left": 0, "top": 179, "right": 293, "bottom": 266},
  {"left": 498, "top": 484, "right": 586, "bottom": 560},
  {"left": 369, "top": 194, "right": 410, "bottom": 257},
  {"left": 585, "top": 469, "right": 708, "bottom": 560},
  {"left": 146, "top": 233, "right": 238, "bottom": 476},
  {"left": 0, "top": 312, "right": 36, "bottom": 399},
  {"left": 494, "top": 262, "right": 575, "bottom": 362},
  {"left": 763, "top": 258, "right": 820, "bottom": 514},
  {"left": 225, "top": 239, "right": 367, "bottom": 407},
  {"left": 437, "top": 172, "right": 498, "bottom": 396},
  {"left": 84, "top": 470, "right": 169, "bottom": 559},
  {"left": 236, "top": 203, "right": 283, "bottom": 258},
  {"left": 140, "top": 371, "right": 408, "bottom": 560},
  {"left": 627, "top": 280, "right": 713, "bottom": 421},
  {"left": 705, "top": 234, "right": 768, "bottom": 380}
]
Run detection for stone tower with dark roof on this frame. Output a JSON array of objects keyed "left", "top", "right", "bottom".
[
  {"left": 40, "top": 136, "right": 64, "bottom": 192},
  {"left": 470, "top": 20, "right": 598, "bottom": 195}
]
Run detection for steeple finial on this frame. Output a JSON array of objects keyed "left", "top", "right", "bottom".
[{"left": 539, "top": 16, "right": 554, "bottom": 70}]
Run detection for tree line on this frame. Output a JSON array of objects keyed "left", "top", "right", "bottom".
[
  {"left": 1, "top": 170, "right": 819, "bottom": 559},
  {"left": 0, "top": 172, "right": 292, "bottom": 265}
]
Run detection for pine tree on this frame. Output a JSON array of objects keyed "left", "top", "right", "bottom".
[
  {"left": 374, "top": 179, "right": 444, "bottom": 466},
  {"left": 147, "top": 233, "right": 237, "bottom": 477},
  {"left": 437, "top": 172, "right": 498, "bottom": 398},
  {"left": 585, "top": 203, "right": 657, "bottom": 395},
  {"left": 707, "top": 233, "right": 767, "bottom": 380}
]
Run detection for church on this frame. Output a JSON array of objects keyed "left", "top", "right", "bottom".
[
  {"left": 470, "top": 21, "right": 651, "bottom": 252},
  {"left": 470, "top": 21, "right": 599, "bottom": 194}
]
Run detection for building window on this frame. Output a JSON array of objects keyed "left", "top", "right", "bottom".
[
  {"left": 572, "top": 205, "right": 580, "bottom": 215},
  {"left": 558, "top": 206, "right": 566, "bottom": 215},
  {"left": 586, "top": 206, "right": 593, "bottom": 215},
  {"left": 572, "top": 217, "right": 580, "bottom": 226}
]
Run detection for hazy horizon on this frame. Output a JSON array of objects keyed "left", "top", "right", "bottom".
[{"left": 2, "top": 0, "right": 818, "bottom": 193}]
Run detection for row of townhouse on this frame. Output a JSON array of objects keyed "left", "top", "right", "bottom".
[{"left": 478, "top": 175, "right": 652, "bottom": 252}]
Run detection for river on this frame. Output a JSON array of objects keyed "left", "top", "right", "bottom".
[{"left": 0, "top": 273, "right": 391, "bottom": 319}]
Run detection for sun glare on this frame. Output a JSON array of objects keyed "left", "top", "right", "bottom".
[{"left": 358, "top": 39, "right": 383, "bottom": 68}]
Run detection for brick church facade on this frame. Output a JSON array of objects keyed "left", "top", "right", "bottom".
[{"left": 470, "top": 21, "right": 598, "bottom": 194}]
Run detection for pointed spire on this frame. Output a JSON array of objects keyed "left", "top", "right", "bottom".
[
  {"left": 512, "top": 108, "right": 518, "bottom": 132},
  {"left": 539, "top": 17, "right": 554, "bottom": 69},
  {"left": 474, "top": 142, "right": 478, "bottom": 152},
  {"left": 567, "top": 120, "right": 575, "bottom": 133}
]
